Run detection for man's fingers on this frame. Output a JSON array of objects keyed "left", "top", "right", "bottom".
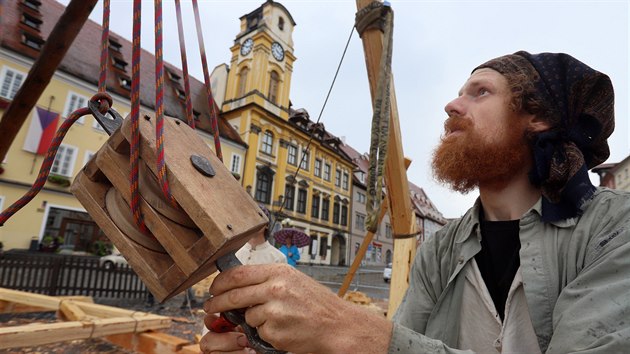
[
  {"left": 205, "top": 283, "right": 266, "bottom": 314},
  {"left": 199, "top": 330, "right": 251, "bottom": 354},
  {"left": 209, "top": 264, "right": 283, "bottom": 296}
]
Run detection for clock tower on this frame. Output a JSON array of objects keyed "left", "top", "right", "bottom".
[{"left": 222, "top": 0, "right": 296, "bottom": 120}]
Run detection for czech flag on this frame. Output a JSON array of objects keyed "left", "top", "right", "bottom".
[{"left": 22, "top": 107, "right": 60, "bottom": 155}]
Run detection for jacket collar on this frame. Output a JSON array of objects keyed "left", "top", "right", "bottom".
[{"left": 455, "top": 195, "right": 577, "bottom": 244}]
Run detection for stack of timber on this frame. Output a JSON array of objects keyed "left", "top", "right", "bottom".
[{"left": 0, "top": 287, "right": 202, "bottom": 353}]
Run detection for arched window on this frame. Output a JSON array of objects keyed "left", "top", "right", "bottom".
[
  {"left": 238, "top": 67, "right": 249, "bottom": 97},
  {"left": 268, "top": 71, "right": 279, "bottom": 104},
  {"left": 278, "top": 17, "right": 285, "bottom": 31}
]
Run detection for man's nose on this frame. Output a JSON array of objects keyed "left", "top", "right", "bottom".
[{"left": 444, "top": 96, "right": 465, "bottom": 117}]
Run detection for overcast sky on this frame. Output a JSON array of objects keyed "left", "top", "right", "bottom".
[{"left": 59, "top": 0, "right": 629, "bottom": 219}]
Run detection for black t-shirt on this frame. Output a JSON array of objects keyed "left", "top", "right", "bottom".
[{"left": 474, "top": 214, "right": 521, "bottom": 321}]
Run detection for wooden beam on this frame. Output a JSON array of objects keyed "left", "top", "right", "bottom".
[
  {"left": 106, "top": 331, "right": 192, "bottom": 354},
  {"left": 59, "top": 300, "right": 87, "bottom": 321},
  {"left": 0, "top": 315, "right": 171, "bottom": 349},
  {"left": 354, "top": 0, "right": 417, "bottom": 317},
  {"left": 337, "top": 200, "right": 389, "bottom": 297},
  {"left": 0, "top": 0, "right": 99, "bottom": 162},
  {"left": 0, "top": 288, "right": 171, "bottom": 350}
]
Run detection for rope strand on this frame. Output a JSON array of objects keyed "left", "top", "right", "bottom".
[
  {"left": 154, "top": 0, "right": 178, "bottom": 209},
  {"left": 192, "top": 0, "right": 222, "bottom": 162},
  {"left": 130, "top": 0, "right": 148, "bottom": 234},
  {"left": 174, "top": 0, "right": 195, "bottom": 129},
  {"left": 98, "top": 0, "right": 110, "bottom": 92}
]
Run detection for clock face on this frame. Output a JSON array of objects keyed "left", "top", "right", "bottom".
[
  {"left": 271, "top": 42, "right": 284, "bottom": 61},
  {"left": 240, "top": 38, "right": 253, "bottom": 56}
]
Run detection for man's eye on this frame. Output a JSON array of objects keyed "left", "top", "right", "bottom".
[{"left": 478, "top": 88, "right": 489, "bottom": 96}]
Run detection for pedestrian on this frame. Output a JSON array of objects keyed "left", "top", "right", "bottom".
[
  {"left": 199, "top": 51, "right": 630, "bottom": 353},
  {"left": 279, "top": 237, "right": 300, "bottom": 267},
  {"left": 235, "top": 206, "right": 287, "bottom": 265}
]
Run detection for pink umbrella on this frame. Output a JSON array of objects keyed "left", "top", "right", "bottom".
[{"left": 273, "top": 228, "right": 311, "bottom": 248}]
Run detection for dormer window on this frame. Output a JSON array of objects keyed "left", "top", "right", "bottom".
[
  {"left": 167, "top": 70, "right": 181, "bottom": 82},
  {"left": 278, "top": 17, "right": 285, "bottom": 31},
  {"left": 176, "top": 89, "right": 186, "bottom": 100},
  {"left": 22, "top": 13, "right": 42, "bottom": 29},
  {"left": 108, "top": 38, "right": 122, "bottom": 52},
  {"left": 23, "top": 0, "right": 41, "bottom": 11},
  {"left": 119, "top": 76, "right": 131, "bottom": 90},
  {"left": 22, "top": 32, "right": 43, "bottom": 50},
  {"left": 112, "top": 57, "right": 128, "bottom": 71}
]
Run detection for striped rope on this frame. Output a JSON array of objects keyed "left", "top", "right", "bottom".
[
  {"left": 364, "top": 3, "right": 393, "bottom": 233},
  {"left": 0, "top": 94, "right": 110, "bottom": 226},
  {"left": 154, "top": 0, "right": 178, "bottom": 208},
  {"left": 98, "top": 0, "right": 110, "bottom": 92},
  {"left": 174, "top": 0, "right": 195, "bottom": 129},
  {"left": 192, "top": 0, "right": 222, "bottom": 162},
  {"left": 130, "top": 0, "right": 148, "bottom": 234}
]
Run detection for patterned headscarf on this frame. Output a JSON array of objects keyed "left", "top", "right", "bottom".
[{"left": 474, "top": 51, "right": 615, "bottom": 221}]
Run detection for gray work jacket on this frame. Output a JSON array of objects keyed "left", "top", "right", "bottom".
[{"left": 389, "top": 187, "right": 630, "bottom": 353}]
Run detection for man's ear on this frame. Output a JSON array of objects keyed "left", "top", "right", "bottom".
[{"left": 526, "top": 114, "right": 551, "bottom": 133}]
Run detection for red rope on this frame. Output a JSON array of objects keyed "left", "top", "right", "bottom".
[
  {"left": 154, "top": 0, "right": 178, "bottom": 209},
  {"left": 130, "top": 0, "right": 148, "bottom": 234},
  {"left": 192, "top": 0, "right": 223, "bottom": 162},
  {"left": 0, "top": 94, "right": 111, "bottom": 226},
  {"left": 98, "top": 0, "right": 110, "bottom": 92},
  {"left": 174, "top": 0, "right": 195, "bottom": 129}
]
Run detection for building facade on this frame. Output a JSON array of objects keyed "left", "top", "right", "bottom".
[
  {"left": 592, "top": 155, "right": 630, "bottom": 191},
  {"left": 214, "top": 1, "right": 354, "bottom": 265},
  {"left": 0, "top": 0, "right": 247, "bottom": 251}
]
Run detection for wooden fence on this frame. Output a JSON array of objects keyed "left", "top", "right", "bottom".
[{"left": 0, "top": 251, "right": 148, "bottom": 299}]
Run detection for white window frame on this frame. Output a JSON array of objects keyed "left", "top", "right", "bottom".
[
  {"left": 63, "top": 91, "right": 88, "bottom": 124},
  {"left": 0, "top": 195, "right": 4, "bottom": 212},
  {"left": 0, "top": 66, "right": 26, "bottom": 100},
  {"left": 287, "top": 145, "right": 297, "bottom": 165},
  {"left": 51, "top": 144, "right": 78, "bottom": 177},
  {"left": 357, "top": 192, "right": 366, "bottom": 204},
  {"left": 314, "top": 158, "right": 322, "bottom": 177},
  {"left": 323, "top": 163, "right": 331, "bottom": 181},
  {"left": 83, "top": 150, "right": 95, "bottom": 167},
  {"left": 342, "top": 172, "right": 349, "bottom": 190},
  {"left": 300, "top": 149, "right": 310, "bottom": 170},
  {"left": 230, "top": 153, "right": 242, "bottom": 174},
  {"left": 261, "top": 131, "right": 273, "bottom": 155}
]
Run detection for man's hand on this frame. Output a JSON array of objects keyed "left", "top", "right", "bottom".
[{"left": 200, "top": 263, "right": 393, "bottom": 354}]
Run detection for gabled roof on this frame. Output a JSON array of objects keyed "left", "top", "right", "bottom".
[{"left": 0, "top": 0, "right": 246, "bottom": 147}]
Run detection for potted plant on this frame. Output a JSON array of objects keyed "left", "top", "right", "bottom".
[{"left": 47, "top": 174, "right": 71, "bottom": 187}]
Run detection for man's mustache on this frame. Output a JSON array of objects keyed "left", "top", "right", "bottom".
[{"left": 443, "top": 116, "right": 473, "bottom": 135}]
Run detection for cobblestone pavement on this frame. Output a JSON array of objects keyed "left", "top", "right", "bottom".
[{"left": 1, "top": 264, "right": 391, "bottom": 353}]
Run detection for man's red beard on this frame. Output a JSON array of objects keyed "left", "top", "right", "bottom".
[{"left": 431, "top": 116, "right": 531, "bottom": 193}]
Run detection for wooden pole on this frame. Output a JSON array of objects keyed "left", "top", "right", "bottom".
[
  {"left": 337, "top": 199, "right": 389, "bottom": 297},
  {"left": 354, "top": 0, "right": 417, "bottom": 318},
  {"left": 0, "top": 0, "right": 99, "bottom": 162}
]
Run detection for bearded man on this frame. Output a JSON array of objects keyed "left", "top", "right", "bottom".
[{"left": 200, "top": 52, "right": 630, "bottom": 354}]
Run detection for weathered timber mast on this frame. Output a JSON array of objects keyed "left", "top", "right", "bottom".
[{"left": 354, "top": 0, "right": 417, "bottom": 317}]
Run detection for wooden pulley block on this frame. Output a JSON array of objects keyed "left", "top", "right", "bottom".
[{"left": 70, "top": 111, "right": 268, "bottom": 302}]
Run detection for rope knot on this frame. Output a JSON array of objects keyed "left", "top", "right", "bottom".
[{"left": 90, "top": 92, "right": 113, "bottom": 115}]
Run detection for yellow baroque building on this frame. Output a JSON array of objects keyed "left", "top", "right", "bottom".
[{"left": 216, "top": 1, "right": 354, "bottom": 265}]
